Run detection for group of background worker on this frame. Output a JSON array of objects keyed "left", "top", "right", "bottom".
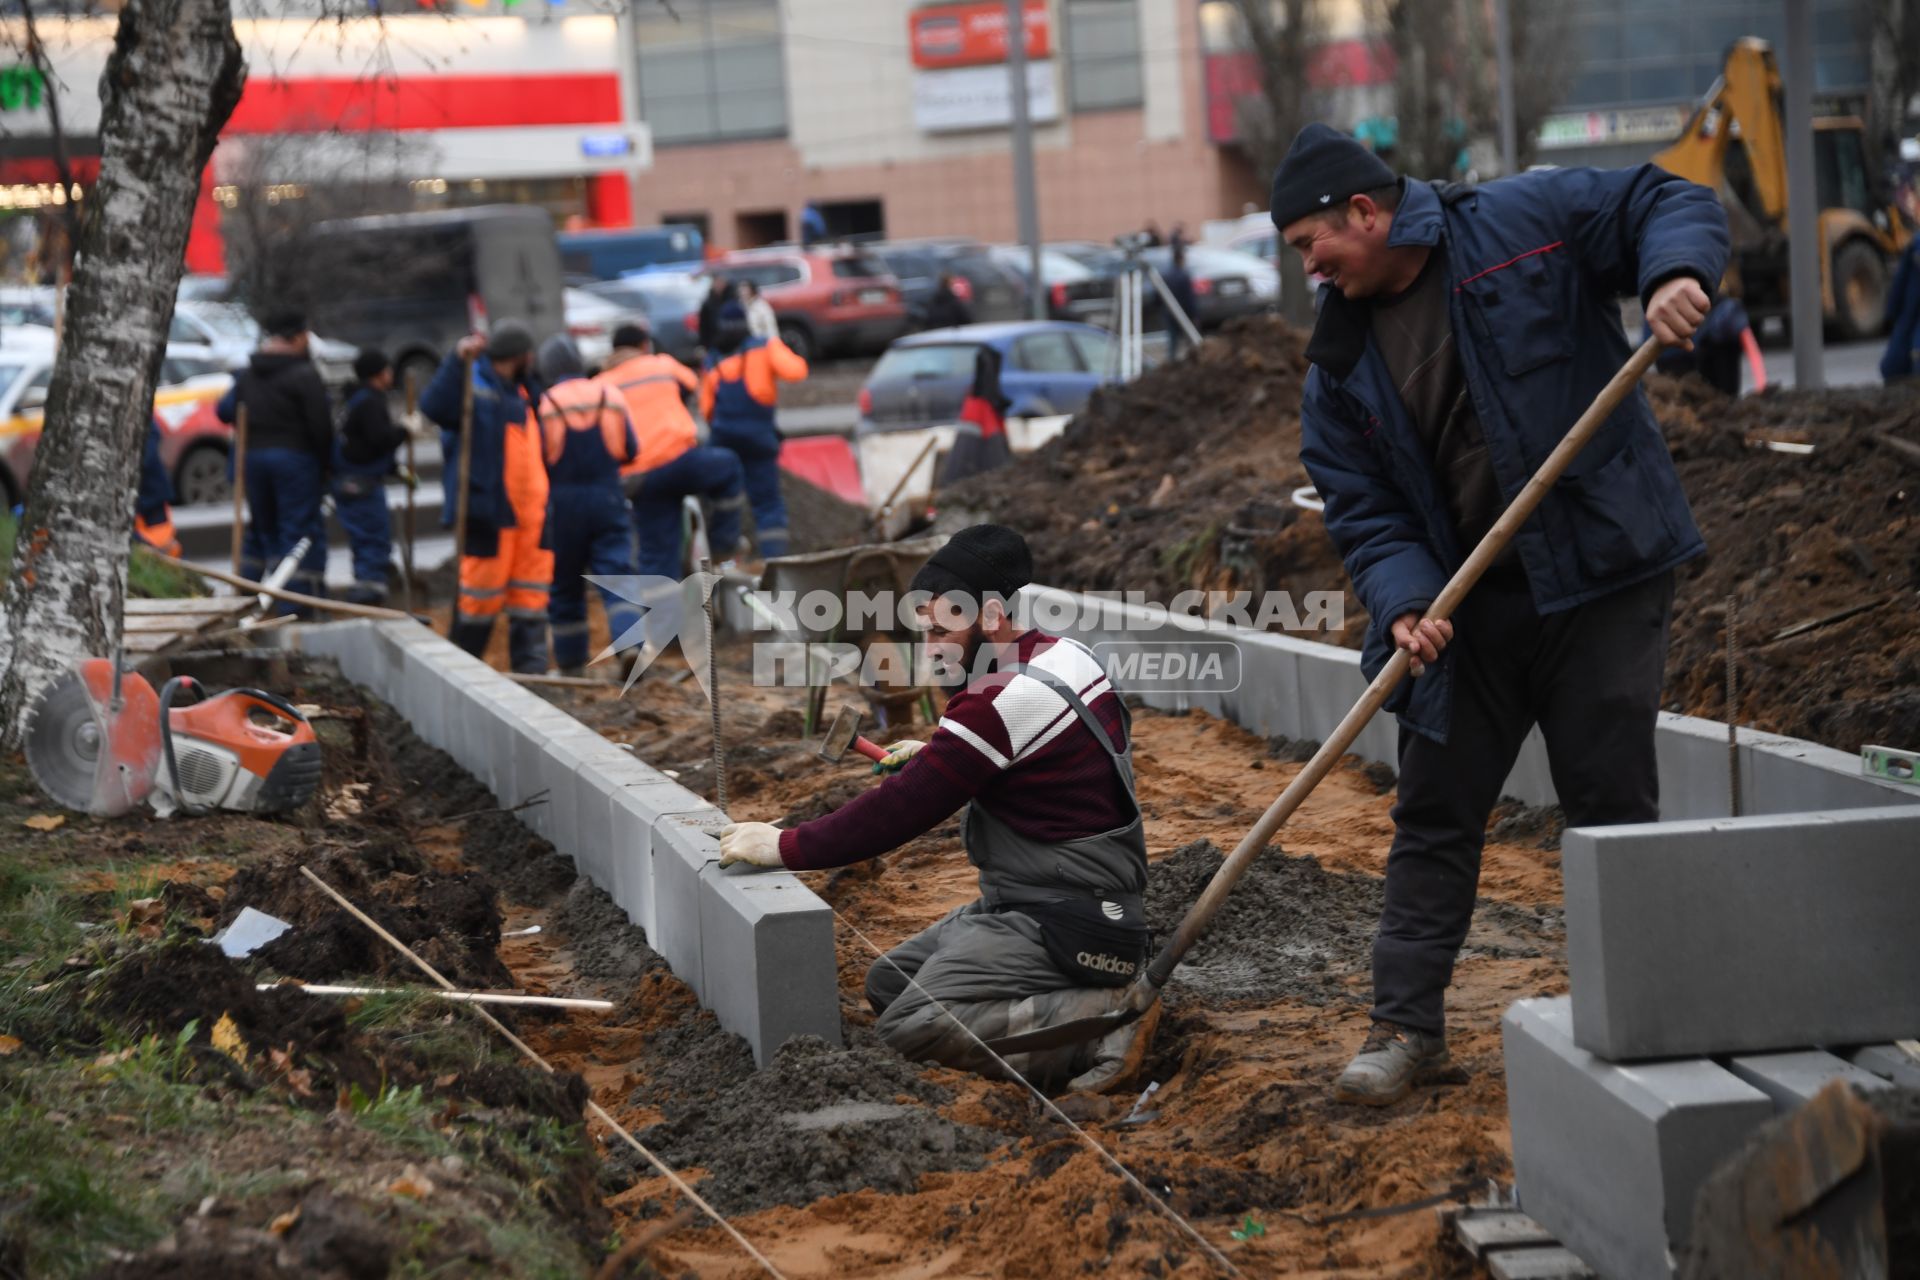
[
  {"left": 417, "top": 306, "right": 804, "bottom": 675},
  {"left": 194, "top": 290, "right": 801, "bottom": 675}
]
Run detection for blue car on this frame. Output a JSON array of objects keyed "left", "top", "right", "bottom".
[{"left": 857, "top": 321, "right": 1116, "bottom": 432}]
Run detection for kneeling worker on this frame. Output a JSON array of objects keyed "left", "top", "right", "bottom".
[{"left": 718, "top": 525, "right": 1153, "bottom": 1092}]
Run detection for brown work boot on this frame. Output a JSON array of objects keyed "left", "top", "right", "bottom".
[{"left": 1332, "top": 1020, "right": 1450, "bottom": 1106}]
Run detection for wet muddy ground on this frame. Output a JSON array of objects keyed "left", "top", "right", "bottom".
[{"left": 507, "top": 633, "right": 1571, "bottom": 1277}]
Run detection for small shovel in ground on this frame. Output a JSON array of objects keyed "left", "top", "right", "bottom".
[
  {"left": 816, "top": 705, "right": 890, "bottom": 767},
  {"left": 984, "top": 336, "right": 1668, "bottom": 1057}
]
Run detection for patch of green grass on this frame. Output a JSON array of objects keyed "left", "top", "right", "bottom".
[
  {"left": 0, "top": 1051, "right": 309, "bottom": 1279},
  {"left": 127, "top": 544, "right": 207, "bottom": 600},
  {"left": 1158, "top": 520, "right": 1222, "bottom": 585}
]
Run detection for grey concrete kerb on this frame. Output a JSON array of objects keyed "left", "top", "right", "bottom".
[{"left": 282, "top": 617, "right": 839, "bottom": 1065}]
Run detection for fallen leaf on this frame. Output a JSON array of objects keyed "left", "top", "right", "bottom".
[
  {"left": 23, "top": 814, "right": 65, "bottom": 832},
  {"left": 0, "top": 1035, "right": 21, "bottom": 1056},
  {"left": 93, "top": 1047, "right": 136, "bottom": 1068},
  {"left": 211, "top": 1013, "right": 249, "bottom": 1068},
  {"left": 124, "top": 898, "right": 164, "bottom": 926},
  {"left": 206, "top": 885, "right": 227, "bottom": 901},
  {"left": 433, "top": 1073, "right": 459, "bottom": 1089},
  {"left": 268, "top": 1206, "right": 301, "bottom": 1236},
  {"left": 386, "top": 1165, "right": 435, "bottom": 1199}
]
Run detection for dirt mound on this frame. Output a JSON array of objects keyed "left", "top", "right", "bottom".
[
  {"left": 942, "top": 312, "right": 1917, "bottom": 751},
  {"left": 221, "top": 845, "right": 512, "bottom": 990},
  {"left": 92, "top": 942, "right": 390, "bottom": 1096},
  {"left": 1654, "top": 378, "right": 1920, "bottom": 749},
  {"left": 1144, "top": 840, "right": 1560, "bottom": 1005},
  {"left": 945, "top": 315, "right": 1358, "bottom": 641},
  {"left": 783, "top": 472, "right": 874, "bottom": 553},
  {"left": 638, "top": 1033, "right": 1004, "bottom": 1214}
]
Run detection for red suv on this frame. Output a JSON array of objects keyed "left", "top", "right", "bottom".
[{"left": 704, "top": 247, "right": 908, "bottom": 361}]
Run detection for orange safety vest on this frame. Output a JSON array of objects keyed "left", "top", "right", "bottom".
[
  {"left": 698, "top": 337, "right": 809, "bottom": 423},
  {"left": 600, "top": 353, "right": 701, "bottom": 476},
  {"left": 502, "top": 408, "right": 550, "bottom": 527},
  {"left": 535, "top": 378, "right": 635, "bottom": 471}
]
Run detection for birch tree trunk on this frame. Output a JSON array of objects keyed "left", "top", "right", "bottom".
[{"left": 0, "top": 0, "right": 243, "bottom": 745}]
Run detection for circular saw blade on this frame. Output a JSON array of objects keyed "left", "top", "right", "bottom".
[{"left": 24, "top": 672, "right": 106, "bottom": 813}]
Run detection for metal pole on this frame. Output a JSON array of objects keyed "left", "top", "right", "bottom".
[
  {"left": 1781, "top": 0, "right": 1825, "bottom": 389},
  {"left": 229, "top": 404, "right": 248, "bottom": 577},
  {"left": 1494, "top": 0, "right": 1518, "bottom": 176},
  {"left": 1006, "top": 0, "right": 1045, "bottom": 320}
]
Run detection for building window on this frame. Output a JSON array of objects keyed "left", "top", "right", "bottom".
[
  {"left": 635, "top": 0, "right": 788, "bottom": 146},
  {"left": 1066, "top": 0, "right": 1143, "bottom": 112}
]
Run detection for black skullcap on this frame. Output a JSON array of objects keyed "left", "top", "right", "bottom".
[
  {"left": 1269, "top": 123, "right": 1397, "bottom": 232},
  {"left": 911, "top": 524, "right": 1033, "bottom": 602},
  {"left": 352, "top": 348, "right": 390, "bottom": 382},
  {"left": 485, "top": 320, "right": 535, "bottom": 362},
  {"left": 261, "top": 306, "right": 307, "bottom": 339}
]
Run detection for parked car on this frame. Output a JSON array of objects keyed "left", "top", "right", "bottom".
[
  {"left": 1141, "top": 245, "right": 1279, "bottom": 329},
  {"left": 0, "top": 327, "right": 234, "bottom": 509},
  {"left": 987, "top": 246, "right": 1116, "bottom": 325},
  {"left": 562, "top": 287, "right": 624, "bottom": 371},
  {"left": 1227, "top": 225, "right": 1278, "bottom": 261},
  {"left": 701, "top": 246, "right": 907, "bottom": 361},
  {"left": 167, "top": 300, "right": 357, "bottom": 386},
  {"left": 557, "top": 224, "right": 705, "bottom": 281},
  {"left": 857, "top": 321, "right": 1114, "bottom": 432},
  {"left": 867, "top": 240, "right": 1029, "bottom": 327},
  {"left": 299, "top": 204, "right": 565, "bottom": 395},
  {"left": 579, "top": 273, "right": 706, "bottom": 367}
]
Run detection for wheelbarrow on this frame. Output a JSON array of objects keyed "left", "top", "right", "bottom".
[{"left": 760, "top": 538, "right": 944, "bottom": 736}]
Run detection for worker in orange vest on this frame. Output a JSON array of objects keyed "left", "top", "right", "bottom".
[
  {"left": 534, "top": 334, "right": 649, "bottom": 676},
  {"left": 419, "top": 323, "right": 552, "bottom": 673},
  {"left": 700, "top": 301, "right": 807, "bottom": 560},
  {"left": 601, "top": 322, "right": 746, "bottom": 579}
]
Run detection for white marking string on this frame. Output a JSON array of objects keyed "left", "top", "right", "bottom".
[
  {"left": 825, "top": 902, "right": 1243, "bottom": 1278},
  {"left": 299, "top": 867, "right": 788, "bottom": 1280}
]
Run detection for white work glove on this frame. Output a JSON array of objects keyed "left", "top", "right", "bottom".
[
  {"left": 870, "top": 740, "right": 927, "bottom": 775},
  {"left": 719, "top": 822, "right": 784, "bottom": 870}
]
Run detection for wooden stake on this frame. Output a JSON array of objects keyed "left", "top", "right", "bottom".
[
  {"left": 258, "top": 982, "right": 613, "bottom": 1011},
  {"left": 450, "top": 354, "right": 477, "bottom": 622},
  {"left": 155, "top": 553, "right": 409, "bottom": 621},
  {"left": 402, "top": 371, "right": 419, "bottom": 616}
]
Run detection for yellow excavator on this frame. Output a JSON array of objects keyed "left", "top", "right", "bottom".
[{"left": 1654, "top": 37, "right": 1912, "bottom": 339}]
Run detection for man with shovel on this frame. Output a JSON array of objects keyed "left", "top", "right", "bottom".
[
  {"left": 717, "top": 525, "right": 1155, "bottom": 1093},
  {"left": 1274, "top": 125, "right": 1728, "bottom": 1104}
]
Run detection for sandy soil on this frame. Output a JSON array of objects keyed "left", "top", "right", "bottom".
[{"left": 493, "top": 633, "right": 1569, "bottom": 1278}]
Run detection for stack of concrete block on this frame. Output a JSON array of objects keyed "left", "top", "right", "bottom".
[
  {"left": 1505, "top": 804, "right": 1920, "bottom": 1278},
  {"left": 287, "top": 618, "right": 840, "bottom": 1065}
]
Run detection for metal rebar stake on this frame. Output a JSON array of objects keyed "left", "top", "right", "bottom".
[
  {"left": 703, "top": 558, "right": 726, "bottom": 813},
  {"left": 1726, "top": 593, "right": 1740, "bottom": 817}
]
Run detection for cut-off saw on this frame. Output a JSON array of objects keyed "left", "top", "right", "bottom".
[{"left": 26, "top": 658, "right": 322, "bottom": 818}]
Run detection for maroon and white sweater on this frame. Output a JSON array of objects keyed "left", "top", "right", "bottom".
[{"left": 778, "top": 631, "right": 1132, "bottom": 871}]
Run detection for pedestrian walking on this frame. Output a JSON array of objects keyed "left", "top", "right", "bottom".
[
  {"left": 923, "top": 272, "right": 973, "bottom": 330},
  {"left": 215, "top": 306, "right": 333, "bottom": 609},
  {"left": 741, "top": 280, "right": 778, "bottom": 340},
  {"left": 332, "top": 349, "right": 410, "bottom": 604}
]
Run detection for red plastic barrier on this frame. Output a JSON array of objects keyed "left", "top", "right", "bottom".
[{"left": 779, "top": 435, "right": 865, "bottom": 506}]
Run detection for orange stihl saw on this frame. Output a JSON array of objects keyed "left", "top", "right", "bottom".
[{"left": 26, "top": 658, "right": 322, "bottom": 818}]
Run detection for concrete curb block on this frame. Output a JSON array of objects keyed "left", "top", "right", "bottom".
[
  {"left": 283, "top": 618, "right": 839, "bottom": 1065},
  {"left": 1503, "top": 997, "right": 1773, "bottom": 1280},
  {"left": 1023, "top": 586, "right": 1920, "bottom": 817},
  {"left": 1564, "top": 805, "right": 1920, "bottom": 1060}
]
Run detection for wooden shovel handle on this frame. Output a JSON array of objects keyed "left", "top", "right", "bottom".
[{"left": 1142, "top": 336, "right": 1664, "bottom": 990}]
